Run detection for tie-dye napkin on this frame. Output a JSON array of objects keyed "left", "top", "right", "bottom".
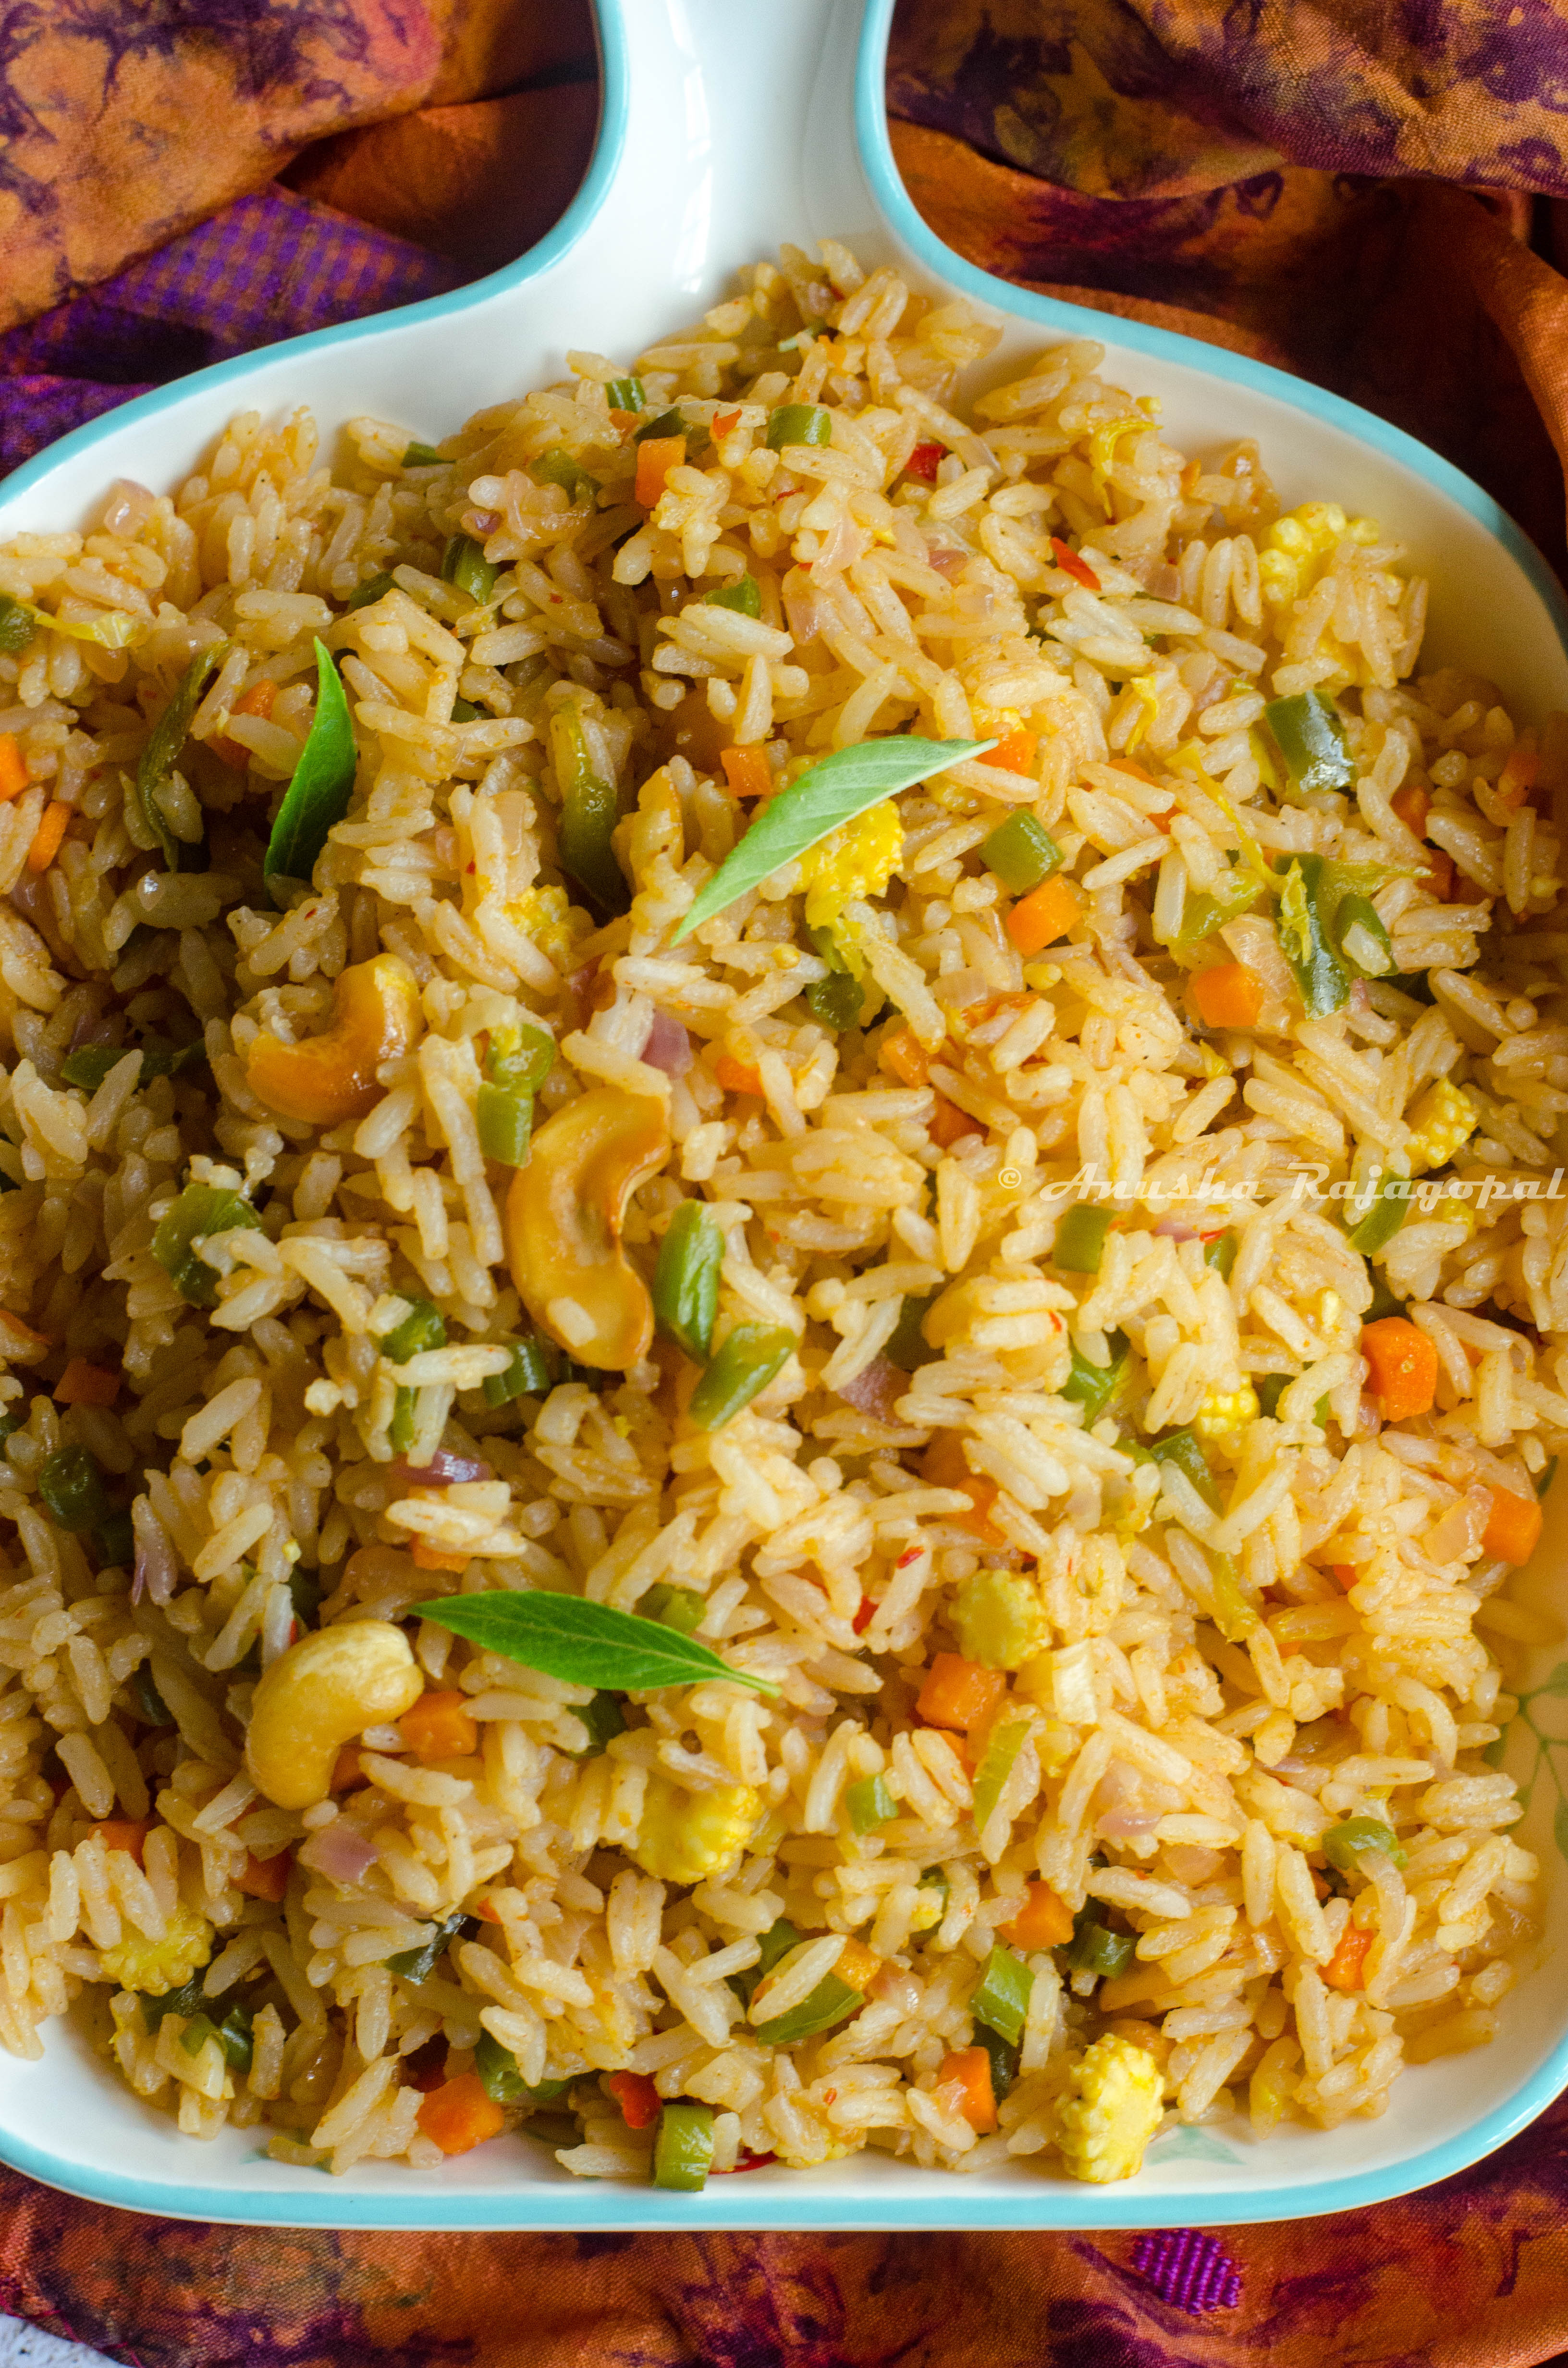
[{"left": 5, "top": 3, "right": 1568, "bottom": 2361}]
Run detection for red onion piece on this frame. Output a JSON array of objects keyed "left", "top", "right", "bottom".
[
  {"left": 299, "top": 1822, "right": 379, "bottom": 1883},
  {"left": 641, "top": 1011, "right": 692, "bottom": 1076},
  {"left": 782, "top": 569, "right": 824, "bottom": 646},
  {"left": 132, "top": 1497, "right": 175, "bottom": 1606},
  {"left": 836, "top": 1357, "right": 906, "bottom": 1421},
  {"left": 1153, "top": 1218, "right": 1200, "bottom": 1241},
  {"left": 392, "top": 1451, "right": 492, "bottom": 1488},
  {"left": 926, "top": 544, "right": 968, "bottom": 579},
  {"left": 1097, "top": 1808, "right": 1159, "bottom": 1840}
]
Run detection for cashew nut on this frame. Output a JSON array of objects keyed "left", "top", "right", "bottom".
[
  {"left": 246, "top": 953, "right": 421, "bottom": 1129},
  {"left": 245, "top": 1622, "right": 424, "bottom": 1809},
  {"left": 505, "top": 1085, "right": 669, "bottom": 1369}
]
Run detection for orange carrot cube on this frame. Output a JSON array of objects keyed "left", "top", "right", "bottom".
[
  {"left": 981, "top": 728, "right": 1037, "bottom": 777},
  {"left": 92, "top": 1820, "right": 149, "bottom": 1866},
  {"left": 916, "top": 1651, "right": 1008, "bottom": 1734},
  {"left": 880, "top": 1025, "right": 931, "bottom": 1088},
  {"left": 1391, "top": 781, "right": 1430, "bottom": 838},
  {"left": 634, "top": 435, "right": 685, "bottom": 508},
  {"left": 1482, "top": 1485, "right": 1543, "bottom": 1568},
  {"left": 411, "top": 1539, "right": 471, "bottom": 1572},
  {"left": 54, "top": 1358, "right": 119, "bottom": 1407},
  {"left": 607, "top": 2071, "right": 661, "bottom": 2129},
  {"left": 0, "top": 737, "right": 27, "bottom": 802},
  {"left": 919, "top": 1434, "right": 1004, "bottom": 1544},
  {"left": 28, "top": 799, "right": 70, "bottom": 873},
  {"left": 1191, "top": 962, "right": 1264, "bottom": 1030},
  {"left": 1360, "top": 1317, "right": 1438, "bottom": 1421},
  {"left": 927, "top": 1094, "right": 981, "bottom": 1149},
  {"left": 1005, "top": 877, "right": 1080, "bottom": 955},
  {"left": 714, "top": 1051, "right": 765, "bottom": 1097},
  {"left": 720, "top": 745, "right": 772, "bottom": 802},
  {"left": 416, "top": 2072, "right": 506, "bottom": 2156},
  {"left": 236, "top": 1848, "right": 291, "bottom": 1902},
  {"left": 398, "top": 1690, "right": 479, "bottom": 1763},
  {"left": 1323, "top": 1918, "right": 1374, "bottom": 1994},
  {"left": 1000, "top": 1880, "right": 1075, "bottom": 1951},
  {"left": 937, "top": 2045, "right": 998, "bottom": 2132}
]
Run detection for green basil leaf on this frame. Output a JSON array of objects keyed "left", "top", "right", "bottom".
[
  {"left": 135, "top": 643, "right": 226, "bottom": 869},
  {"left": 264, "top": 638, "right": 357, "bottom": 897},
  {"left": 409, "top": 1591, "right": 780, "bottom": 1699},
  {"left": 673, "top": 735, "right": 995, "bottom": 941}
]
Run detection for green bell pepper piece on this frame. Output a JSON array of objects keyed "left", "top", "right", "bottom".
[
  {"left": 440, "top": 536, "right": 496, "bottom": 605},
  {"left": 688, "top": 1324, "right": 795, "bottom": 1431},
  {"left": 346, "top": 571, "right": 395, "bottom": 611},
  {"left": 216, "top": 2005, "right": 254, "bottom": 2073},
  {"left": 151, "top": 1183, "right": 264, "bottom": 1307},
  {"left": 752, "top": 1970, "right": 865, "bottom": 2047},
  {"left": 606, "top": 377, "right": 645, "bottom": 413},
  {"left": 1264, "top": 690, "right": 1356, "bottom": 797},
  {"left": 551, "top": 705, "right": 626, "bottom": 915},
  {"left": 380, "top": 1298, "right": 446, "bottom": 1364},
  {"left": 1335, "top": 893, "right": 1394, "bottom": 979},
  {"left": 38, "top": 1446, "right": 111, "bottom": 1534},
  {"left": 1203, "top": 1230, "right": 1237, "bottom": 1279},
  {"left": 969, "top": 1944, "right": 1034, "bottom": 2046},
  {"left": 1366, "top": 1273, "right": 1407, "bottom": 1322},
  {"left": 1276, "top": 853, "right": 1350, "bottom": 1018},
  {"left": 1208, "top": 1549, "right": 1259, "bottom": 1643},
  {"left": 1064, "top": 1909, "right": 1135, "bottom": 1980},
  {"left": 402, "top": 442, "right": 445, "bottom": 468},
  {"left": 475, "top": 1081, "right": 533, "bottom": 1166},
  {"left": 1149, "top": 1427, "right": 1222, "bottom": 1512},
  {"left": 1167, "top": 866, "right": 1262, "bottom": 948},
  {"left": 566, "top": 1692, "right": 627, "bottom": 1758},
  {"left": 975, "top": 2023, "right": 1019, "bottom": 2104},
  {"left": 0, "top": 595, "right": 36, "bottom": 654},
  {"left": 640, "top": 1583, "right": 705, "bottom": 1635},
  {"left": 885, "top": 1289, "right": 940, "bottom": 1374},
  {"left": 634, "top": 407, "right": 689, "bottom": 443},
  {"left": 482, "top": 1334, "right": 555, "bottom": 1406},
  {"left": 702, "top": 576, "right": 762, "bottom": 617},
  {"left": 766, "top": 404, "right": 832, "bottom": 450},
  {"left": 531, "top": 449, "right": 598, "bottom": 504},
  {"left": 972, "top": 1719, "right": 1030, "bottom": 1830},
  {"left": 730, "top": 1916, "right": 803, "bottom": 2009},
  {"left": 1323, "top": 1815, "right": 1407, "bottom": 1872},
  {"left": 1062, "top": 1329, "right": 1129, "bottom": 1422},
  {"left": 141, "top": 1975, "right": 206, "bottom": 2030},
  {"left": 981, "top": 812, "right": 1062, "bottom": 894},
  {"left": 806, "top": 971, "right": 866, "bottom": 1030},
  {"left": 487, "top": 1021, "right": 556, "bottom": 1091},
  {"left": 845, "top": 1774, "right": 896, "bottom": 1835},
  {"left": 653, "top": 1200, "right": 724, "bottom": 1362},
  {"left": 653, "top": 2101, "right": 715, "bottom": 2191},
  {"left": 1054, "top": 1204, "right": 1113, "bottom": 1274},
  {"left": 1345, "top": 1172, "right": 1410, "bottom": 1257},
  {"left": 384, "top": 1912, "right": 479, "bottom": 1981}
]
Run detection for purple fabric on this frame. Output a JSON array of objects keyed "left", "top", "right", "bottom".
[
  {"left": 1130, "top": 2228, "right": 1244, "bottom": 2314},
  {"left": 0, "top": 185, "right": 460, "bottom": 474}
]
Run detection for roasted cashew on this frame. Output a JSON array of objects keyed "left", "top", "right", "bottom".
[
  {"left": 245, "top": 1622, "right": 424, "bottom": 1809},
  {"left": 505, "top": 1085, "right": 669, "bottom": 1369},
  {"left": 246, "top": 953, "right": 421, "bottom": 1128}
]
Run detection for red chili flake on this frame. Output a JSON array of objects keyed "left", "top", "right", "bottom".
[
  {"left": 712, "top": 409, "right": 742, "bottom": 438},
  {"left": 905, "top": 441, "right": 943, "bottom": 482},
  {"left": 714, "top": 2149, "right": 778, "bottom": 2175},
  {"left": 852, "top": 1597, "right": 876, "bottom": 1634},
  {"left": 1051, "top": 537, "right": 1101, "bottom": 591},
  {"left": 607, "top": 2071, "right": 661, "bottom": 2130},
  {"left": 895, "top": 1548, "right": 922, "bottom": 1569}
]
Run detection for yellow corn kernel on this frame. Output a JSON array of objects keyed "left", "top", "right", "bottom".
[
  {"left": 506, "top": 884, "right": 584, "bottom": 969},
  {"left": 99, "top": 1901, "right": 214, "bottom": 1998},
  {"left": 1054, "top": 2032, "right": 1166, "bottom": 2184},
  {"left": 1260, "top": 502, "right": 1380, "bottom": 609},
  {"left": 1404, "top": 1078, "right": 1478, "bottom": 1175},
  {"left": 952, "top": 1566, "right": 1049, "bottom": 1672},
  {"left": 1431, "top": 1194, "right": 1476, "bottom": 1238},
  {"left": 628, "top": 1773, "right": 762, "bottom": 1887},
  {"left": 1191, "top": 1383, "right": 1260, "bottom": 1443},
  {"left": 837, "top": 1936, "right": 882, "bottom": 1990}
]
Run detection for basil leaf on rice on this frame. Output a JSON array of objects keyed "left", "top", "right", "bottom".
[
  {"left": 410, "top": 1591, "right": 780, "bottom": 1699},
  {"left": 674, "top": 734, "right": 996, "bottom": 940},
  {"left": 263, "top": 637, "right": 357, "bottom": 900}
]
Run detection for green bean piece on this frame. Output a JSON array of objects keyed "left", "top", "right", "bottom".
[
  {"left": 702, "top": 575, "right": 761, "bottom": 617},
  {"left": 640, "top": 1583, "right": 705, "bottom": 1635},
  {"left": 1345, "top": 1172, "right": 1410, "bottom": 1257},
  {"left": 972, "top": 1719, "right": 1030, "bottom": 1830},
  {"left": 981, "top": 812, "right": 1062, "bottom": 895},
  {"left": 1061, "top": 1329, "right": 1129, "bottom": 1423},
  {"left": 380, "top": 1298, "right": 446, "bottom": 1364},
  {"left": 1203, "top": 1230, "right": 1237, "bottom": 1280},
  {"left": 141, "top": 1976, "right": 206, "bottom": 2031},
  {"left": 1264, "top": 690, "right": 1356, "bottom": 798},
  {"left": 1054, "top": 1204, "right": 1113, "bottom": 1274},
  {"left": 1538, "top": 1456, "right": 1558, "bottom": 1501},
  {"left": 634, "top": 407, "right": 689, "bottom": 443},
  {"left": 532, "top": 448, "right": 599, "bottom": 504},
  {"left": 550, "top": 704, "right": 627, "bottom": 915},
  {"left": 151, "top": 1183, "right": 265, "bottom": 1308},
  {"left": 1149, "top": 1427, "right": 1223, "bottom": 1513},
  {"left": 384, "top": 1911, "right": 479, "bottom": 1982},
  {"left": 402, "top": 442, "right": 445, "bottom": 468},
  {"left": 752, "top": 1970, "right": 865, "bottom": 2047},
  {"left": 1064, "top": 1910, "right": 1135, "bottom": 1980},
  {"left": 606, "top": 377, "right": 645, "bottom": 413},
  {"left": 653, "top": 1200, "right": 724, "bottom": 1362},
  {"left": 1323, "top": 1817, "right": 1407, "bottom": 1872},
  {"left": 766, "top": 404, "right": 832, "bottom": 450},
  {"left": 975, "top": 2023, "right": 1020, "bottom": 2104},
  {"left": 845, "top": 1774, "right": 896, "bottom": 1835},
  {"left": 0, "top": 595, "right": 36, "bottom": 654},
  {"left": 440, "top": 535, "right": 497, "bottom": 606},
  {"left": 38, "top": 1446, "right": 112, "bottom": 1535},
  {"left": 136, "top": 642, "right": 227, "bottom": 868},
  {"left": 969, "top": 1945, "right": 1034, "bottom": 2046},
  {"left": 1335, "top": 893, "right": 1394, "bottom": 978},
  {"left": 1207, "top": 1549, "right": 1259, "bottom": 1643},
  {"left": 729, "top": 1916, "right": 803, "bottom": 2009},
  {"left": 216, "top": 2005, "right": 254, "bottom": 2073},
  {"left": 653, "top": 2101, "right": 715, "bottom": 2191},
  {"left": 345, "top": 571, "right": 395, "bottom": 611},
  {"left": 95, "top": 1510, "right": 135, "bottom": 1569},
  {"left": 482, "top": 1335, "right": 555, "bottom": 1406},
  {"left": 487, "top": 1021, "right": 556, "bottom": 1091},
  {"left": 805, "top": 971, "right": 865, "bottom": 1031},
  {"left": 687, "top": 1323, "right": 795, "bottom": 1431},
  {"left": 475, "top": 1081, "right": 534, "bottom": 1167},
  {"left": 565, "top": 1691, "right": 626, "bottom": 1759},
  {"left": 885, "top": 1289, "right": 941, "bottom": 1374}
]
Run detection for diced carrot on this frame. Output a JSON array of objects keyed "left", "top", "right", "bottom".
[
  {"left": 904, "top": 441, "right": 943, "bottom": 482},
  {"left": 54, "top": 1358, "right": 119, "bottom": 1407},
  {"left": 210, "top": 678, "right": 278, "bottom": 770},
  {"left": 92, "top": 1820, "right": 149, "bottom": 1866},
  {"left": 236, "top": 1848, "right": 290, "bottom": 1902},
  {"left": 0, "top": 737, "right": 28, "bottom": 802},
  {"left": 1328, "top": 1563, "right": 1359, "bottom": 1593},
  {"left": 1322, "top": 1918, "right": 1374, "bottom": 1994},
  {"left": 711, "top": 409, "right": 742, "bottom": 439},
  {"left": 1390, "top": 782, "right": 1430, "bottom": 838},
  {"left": 634, "top": 434, "right": 685, "bottom": 508},
  {"left": 1005, "top": 877, "right": 1080, "bottom": 956},
  {"left": 1191, "top": 962, "right": 1264, "bottom": 1030},
  {"left": 981, "top": 728, "right": 1037, "bottom": 777},
  {"left": 927, "top": 1094, "right": 981, "bottom": 1149},
  {"left": 1496, "top": 745, "right": 1539, "bottom": 813},
  {"left": 1360, "top": 1316, "right": 1439, "bottom": 1422},
  {"left": 331, "top": 1745, "right": 367, "bottom": 1792},
  {"left": 1482, "top": 1485, "right": 1543, "bottom": 1568},
  {"left": 411, "top": 1538, "right": 471, "bottom": 1572},
  {"left": 720, "top": 745, "right": 772, "bottom": 802},
  {"left": 715, "top": 1051, "right": 765, "bottom": 1098},
  {"left": 920, "top": 1434, "right": 1004, "bottom": 1544},
  {"left": 607, "top": 2071, "right": 662, "bottom": 2129},
  {"left": 1000, "top": 1880, "right": 1075, "bottom": 1951},
  {"left": 916, "top": 1650, "right": 1008, "bottom": 1734},
  {"left": 938, "top": 2045, "right": 998, "bottom": 2133},
  {"left": 1050, "top": 537, "right": 1101, "bottom": 592},
  {"left": 838, "top": 1936, "right": 882, "bottom": 1990},
  {"left": 398, "top": 1690, "right": 479, "bottom": 1763},
  {"left": 1421, "top": 848, "right": 1455, "bottom": 901},
  {"left": 880, "top": 1025, "right": 931, "bottom": 1088},
  {"left": 609, "top": 410, "right": 638, "bottom": 432},
  {"left": 27, "top": 800, "right": 70, "bottom": 874},
  {"left": 416, "top": 2071, "right": 506, "bottom": 2156}
]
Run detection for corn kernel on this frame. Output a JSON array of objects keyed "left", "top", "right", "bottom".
[
  {"left": 1403, "top": 1078, "right": 1478, "bottom": 1175},
  {"left": 1191, "top": 1383, "right": 1259, "bottom": 1442},
  {"left": 1054, "top": 2032, "right": 1166, "bottom": 2183},
  {"left": 99, "top": 1901, "right": 213, "bottom": 1998},
  {"left": 628, "top": 1773, "right": 762, "bottom": 1887}
]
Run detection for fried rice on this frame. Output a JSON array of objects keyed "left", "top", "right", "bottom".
[{"left": 0, "top": 236, "right": 1558, "bottom": 2186}]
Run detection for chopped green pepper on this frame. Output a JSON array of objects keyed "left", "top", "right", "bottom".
[
  {"left": 0, "top": 595, "right": 36, "bottom": 654},
  {"left": 687, "top": 1323, "right": 795, "bottom": 1431},
  {"left": 531, "top": 448, "right": 598, "bottom": 504},
  {"left": 1255, "top": 1373, "right": 1292, "bottom": 1419},
  {"left": 702, "top": 576, "right": 761, "bottom": 617},
  {"left": 136, "top": 643, "right": 226, "bottom": 868},
  {"left": 59, "top": 1045, "right": 123, "bottom": 1092},
  {"left": 346, "top": 571, "right": 395, "bottom": 611},
  {"left": 482, "top": 1334, "right": 555, "bottom": 1406},
  {"left": 919, "top": 1867, "right": 950, "bottom": 1917},
  {"left": 1169, "top": 870, "right": 1264, "bottom": 948},
  {"left": 1366, "top": 1273, "right": 1407, "bottom": 1322},
  {"left": 475, "top": 1082, "right": 534, "bottom": 1167},
  {"left": 845, "top": 1774, "right": 896, "bottom": 1835},
  {"left": 151, "top": 1183, "right": 265, "bottom": 1308},
  {"left": 1054, "top": 1204, "right": 1113, "bottom": 1274},
  {"left": 487, "top": 1021, "right": 556, "bottom": 1091},
  {"left": 1335, "top": 894, "right": 1394, "bottom": 979},
  {"left": 1149, "top": 1427, "right": 1223, "bottom": 1513},
  {"left": 640, "top": 1583, "right": 705, "bottom": 1635},
  {"left": 180, "top": 2012, "right": 220, "bottom": 2059},
  {"left": 981, "top": 812, "right": 1062, "bottom": 894},
  {"left": 451, "top": 698, "right": 482, "bottom": 722},
  {"left": 805, "top": 972, "right": 865, "bottom": 1031},
  {"left": 441, "top": 535, "right": 497, "bottom": 605},
  {"left": 216, "top": 2004, "right": 254, "bottom": 2073},
  {"left": 969, "top": 1944, "right": 1034, "bottom": 2046},
  {"left": 653, "top": 1200, "right": 724, "bottom": 1363},
  {"left": 1265, "top": 690, "right": 1356, "bottom": 798},
  {"left": 1345, "top": 1172, "right": 1410, "bottom": 1257},
  {"left": 752, "top": 1968, "right": 865, "bottom": 2047},
  {"left": 38, "top": 1446, "right": 111, "bottom": 1534},
  {"left": 1203, "top": 1230, "right": 1237, "bottom": 1280},
  {"left": 885, "top": 1290, "right": 941, "bottom": 1374},
  {"left": 730, "top": 1916, "right": 804, "bottom": 2009},
  {"left": 1207, "top": 1548, "right": 1259, "bottom": 1643},
  {"left": 634, "top": 406, "right": 688, "bottom": 444},
  {"left": 472, "top": 2031, "right": 566, "bottom": 2106},
  {"left": 972, "top": 1718, "right": 1030, "bottom": 1829},
  {"left": 550, "top": 704, "right": 627, "bottom": 915},
  {"left": 653, "top": 2100, "right": 715, "bottom": 2191},
  {"left": 606, "top": 376, "right": 645, "bottom": 413},
  {"left": 403, "top": 442, "right": 445, "bottom": 468},
  {"left": 1276, "top": 853, "right": 1349, "bottom": 1018},
  {"left": 95, "top": 1510, "right": 135, "bottom": 1568},
  {"left": 766, "top": 404, "right": 832, "bottom": 450},
  {"left": 1061, "top": 1329, "right": 1129, "bottom": 1422},
  {"left": 142, "top": 1975, "right": 207, "bottom": 2031},
  {"left": 1323, "top": 1816, "right": 1407, "bottom": 1872},
  {"left": 134, "top": 1667, "right": 172, "bottom": 1727},
  {"left": 566, "top": 1691, "right": 626, "bottom": 1758},
  {"left": 384, "top": 1911, "right": 479, "bottom": 1981},
  {"left": 380, "top": 1299, "right": 446, "bottom": 1364},
  {"left": 1064, "top": 1908, "right": 1135, "bottom": 1980},
  {"left": 975, "top": 2023, "right": 1019, "bottom": 2104}
]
